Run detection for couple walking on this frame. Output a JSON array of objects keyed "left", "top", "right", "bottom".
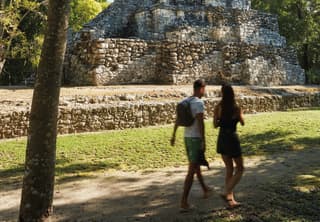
[{"left": 171, "top": 79, "right": 245, "bottom": 211}]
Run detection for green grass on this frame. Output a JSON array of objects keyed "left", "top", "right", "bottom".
[{"left": 0, "top": 110, "right": 319, "bottom": 181}]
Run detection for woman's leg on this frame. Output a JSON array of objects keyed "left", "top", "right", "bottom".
[
  {"left": 229, "top": 156, "right": 244, "bottom": 194},
  {"left": 221, "top": 155, "right": 234, "bottom": 199},
  {"left": 222, "top": 155, "right": 245, "bottom": 207}
]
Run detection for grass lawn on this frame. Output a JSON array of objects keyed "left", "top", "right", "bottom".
[
  {"left": 1, "top": 109, "right": 320, "bottom": 222},
  {"left": 0, "top": 109, "right": 319, "bottom": 181}
]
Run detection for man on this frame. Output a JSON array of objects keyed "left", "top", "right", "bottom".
[{"left": 171, "top": 79, "right": 211, "bottom": 211}]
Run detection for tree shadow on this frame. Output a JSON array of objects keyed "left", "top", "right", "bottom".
[
  {"left": 0, "top": 165, "right": 24, "bottom": 190},
  {"left": 292, "top": 137, "right": 320, "bottom": 149},
  {"left": 0, "top": 160, "right": 120, "bottom": 192},
  {"left": 241, "top": 130, "right": 296, "bottom": 155},
  {"left": 58, "top": 149, "right": 320, "bottom": 222},
  {"left": 2, "top": 148, "right": 319, "bottom": 222}
]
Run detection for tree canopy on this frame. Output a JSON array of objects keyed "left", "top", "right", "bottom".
[
  {"left": 252, "top": 0, "right": 320, "bottom": 83},
  {"left": 0, "top": 0, "right": 109, "bottom": 85},
  {"left": 70, "top": 0, "right": 108, "bottom": 31}
]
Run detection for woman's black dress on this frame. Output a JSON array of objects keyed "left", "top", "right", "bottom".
[{"left": 217, "top": 117, "right": 242, "bottom": 158}]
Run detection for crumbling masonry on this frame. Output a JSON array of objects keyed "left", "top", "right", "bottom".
[{"left": 65, "top": 0, "right": 305, "bottom": 86}]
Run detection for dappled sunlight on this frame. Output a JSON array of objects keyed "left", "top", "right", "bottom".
[
  {"left": 1, "top": 148, "right": 320, "bottom": 221},
  {"left": 293, "top": 171, "right": 320, "bottom": 193}
]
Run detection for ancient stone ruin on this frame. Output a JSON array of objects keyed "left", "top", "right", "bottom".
[{"left": 65, "top": 0, "right": 305, "bottom": 86}]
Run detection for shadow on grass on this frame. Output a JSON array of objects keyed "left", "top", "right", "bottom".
[
  {"left": 241, "top": 130, "right": 295, "bottom": 155},
  {"left": 0, "top": 161, "right": 119, "bottom": 192},
  {"left": 293, "top": 136, "right": 320, "bottom": 148},
  {"left": 240, "top": 129, "right": 320, "bottom": 156},
  {"left": 55, "top": 162, "right": 119, "bottom": 175}
]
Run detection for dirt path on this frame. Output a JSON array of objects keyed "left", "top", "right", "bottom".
[{"left": 1, "top": 148, "right": 319, "bottom": 222}]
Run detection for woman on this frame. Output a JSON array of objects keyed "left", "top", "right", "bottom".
[{"left": 214, "top": 84, "right": 245, "bottom": 209}]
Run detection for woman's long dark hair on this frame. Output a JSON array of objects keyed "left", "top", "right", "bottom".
[{"left": 220, "top": 84, "right": 238, "bottom": 120}]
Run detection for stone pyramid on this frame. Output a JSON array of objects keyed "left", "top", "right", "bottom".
[{"left": 65, "top": 0, "right": 305, "bottom": 86}]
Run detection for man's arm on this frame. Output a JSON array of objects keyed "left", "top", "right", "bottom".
[
  {"left": 170, "top": 122, "right": 178, "bottom": 146},
  {"left": 196, "top": 112, "right": 206, "bottom": 151}
]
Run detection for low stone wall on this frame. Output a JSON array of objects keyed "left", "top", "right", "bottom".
[{"left": 1, "top": 92, "right": 319, "bottom": 139}]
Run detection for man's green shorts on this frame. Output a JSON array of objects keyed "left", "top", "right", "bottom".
[{"left": 184, "top": 137, "right": 202, "bottom": 164}]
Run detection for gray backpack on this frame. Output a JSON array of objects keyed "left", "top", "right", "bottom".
[{"left": 176, "top": 97, "right": 195, "bottom": 127}]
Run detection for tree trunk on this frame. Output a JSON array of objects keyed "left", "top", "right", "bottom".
[
  {"left": 0, "top": 44, "right": 4, "bottom": 74},
  {"left": 0, "top": 0, "right": 5, "bottom": 74},
  {"left": 19, "top": 0, "right": 70, "bottom": 221}
]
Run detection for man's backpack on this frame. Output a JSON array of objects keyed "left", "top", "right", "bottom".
[{"left": 176, "top": 97, "right": 195, "bottom": 127}]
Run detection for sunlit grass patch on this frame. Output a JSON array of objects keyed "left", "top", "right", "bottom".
[
  {"left": 294, "top": 170, "right": 320, "bottom": 193},
  {"left": 0, "top": 110, "right": 319, "bottom": 182}
]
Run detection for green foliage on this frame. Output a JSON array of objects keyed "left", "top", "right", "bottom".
[
  {"left": 0, "top": 0, "right": 108, "bottom": 85},
  {"left": 306, "top": 67, "right": 320, "bottom": 84},
  {"left": 0, "top": 0, "right": 46, "bottom": 84},
  {"left": 0, "top": 0, "right": 45, "bottom": 58},
  {"left": 70, "top": 0, "right": 108, "bottom": 31},
  {"left": 252, "top": 0, "right": 320, "bottom": 81}
]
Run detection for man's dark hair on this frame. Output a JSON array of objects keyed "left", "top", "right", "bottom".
[{"left": 193, "top": 79, "right": 206, "bottom": 90}]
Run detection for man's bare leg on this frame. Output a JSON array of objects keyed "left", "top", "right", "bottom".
[
  {"left": 195, "top": 165, "right": 211, "bottom": 198},
  {"left": 181, "top": 163, "right": 196, "bottom": 209}
]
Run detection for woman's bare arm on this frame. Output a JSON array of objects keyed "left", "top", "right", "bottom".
[
  {"left": 213, "top": 105, "right": 220, "bottom": 128},
  {"left": 239, "top": 108, "right": 245, "bottom": 126}
]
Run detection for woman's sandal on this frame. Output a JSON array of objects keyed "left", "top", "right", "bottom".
[
  {"left": 226, "top": 200, "right": 241, "bottom": 209},
  {"left": 219, "top": 194, "right": 242, "bottom": 209},
  {"left": 179, "top": 204, "right": 195, "bottom": 213}
]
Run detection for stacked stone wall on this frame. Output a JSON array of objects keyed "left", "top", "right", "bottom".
[
  {"left": 66, "top": 0, "right": 305, "bottom": 86},
  {"left": 135, "top": 6, "right": 282, "bottom": 46},
  {"left": 66, "top": 38, "right": 304, "bottom": 86},
  {"left": 67, "top": 38, "right": 162, "bottom": 85},
  {"left": 1, "top": 93, "right": 319, "bottom": 139},
  {"left": 78, "top": 0, "right": 146, "bottom": 39},
  {"left": 159, "top": 41, "right": 304, "bottom": 85}
]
